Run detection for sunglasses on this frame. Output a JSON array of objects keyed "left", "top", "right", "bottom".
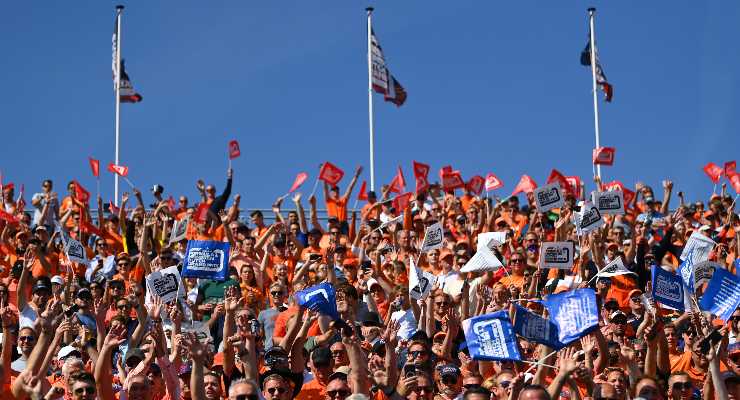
[
  {"left": 234, "top": 396, "right": 259, "bottom": 400},
  {"left": 464, "top": 384, "right": 481, "bottom": 390},
  {"left": 74, "top": 387, "right": 96, "bottom": 395},
  {"left": 327, "top": 389, "right": 351, "bottom": 398},
  {"left": 630, "top": 297, "right": 641, "bottom": 303},
  {"left": 19, "top": 335, "right": 35, "bottom": 342},
  {"left": 409, "top": 350, "right": 425, "bottom": 358},
  {"left": 267, "top": 387, "right": 288, "bottom": 395},
  {"left": 117, "top": 304, "right": 131, "bottom": 310},
  {"left": 441, "top": 376, "right": 458, "bottom": 385},
  {"left": 331, "top": 350, "right": 346, "bottom": 357},
  {"left": 413, "top": 386, "right": 433, "bottom": 394},
  {"left": 498, "top": 380, "right": 511, "bottom": 389},
  {"left": 435, "top": 301, "right": 450, "bottom": 307},
  {"left": 672, "top": 382, "right": 693, "bottom": 391},
  {"left": 510, "top": 259, "right": 523, "bottom": 263},
  {"left": 270, "top": 291, "right": 284, "bottom": 296}
]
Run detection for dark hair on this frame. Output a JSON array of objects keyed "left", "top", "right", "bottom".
[
  {"left": 336, "top": 282, "right": 358, "bottom": 300},
  {"left": 250, "top": 210, "right": 263, "bottom": 218},
  {"left": 520, "top": 385, "right": 551, "bottom": 399},
  {"left": 69, "top": 371, "right": 95, "bottom": 385},
  {"left": 463, "top": 387, "right": 492, "bottom": 399}
]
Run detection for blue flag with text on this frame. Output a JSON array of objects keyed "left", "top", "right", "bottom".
[
  {"left": 462, "top": 311, "right": 521, "bottom": 361},
  {"left": 295, "top": 282, "right": 340, "bottom": 320},
  {"left": 700, "top": 267, "right": 740, "bottom": 322},
  {"left": 182, "top": 240, "right": 230, "bottom": 281},
  {"left": 543, "top": 288, "right": 599, "bottom": 344},
  {"left": 652, "top": 265, "right": 685, "bottom": 311},
  {"left": 513, "top": 304, "right": 567, "bottom": 350}
]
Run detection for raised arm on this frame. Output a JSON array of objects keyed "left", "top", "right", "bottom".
[
  {"left": 293, "top": 194, "right": 308, "bottom": 234},
  {"left": 344, "top": 334, "right": 370, "bottom": 396},
  {"left": 342, "top": 167, "right": 362, "bottom": 200},
  {"left": 309, "top": 195, "right": 323, "bottom": 233},
  {"left": 660, "top": 180, "right": 673, "bottom": 216},
  {"left": 16, "top": 250, "right": 34, "bottom": 311}
]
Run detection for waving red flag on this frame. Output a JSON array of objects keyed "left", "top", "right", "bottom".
[
  {"left": 0, "top": 209, "right": 18, "bottom": 224},
  {"left": 228, "top": 140, "right": 241, "bottom": 160},
  {"left": 724, "top": 161, "right": 737, "bottom": 177},
  {"left": 392, "top": 192, "right": 413, "bottom": 211},
  {"left": 511, "top": 175, "right": 537, "bottom": 195},
  {"left": 592, "top": 147, "right": 616, "bottom": 166},
  {"left": 546, "top": 169, "right": 570, "bottom": 190},
  {"left": 413, "top": 161, "right": 431, "bottom": 193},
  {"left": 73, "top": 180, "right": 90, "bottom": 204},
  {"left": 441, "top": 170, "right": 465, "bottom": 192},
  {"left": 107, "top": 163, "right": 129, "bottom": 177},
  {"left": 603, "top": 180, "right": 636, "bottom": 206},
  {"left": 484, "top": 173, "right": 503, "bottom": 191},
  {"left": 288, "top": 172, "right": 308, "bottom": 193},
  {"left": 88, "top": 158, "right": 100, "bottom": 178},
  {"left": 357, "top": 181, "right": 368, "bottom": 201},
  {"left": 388, "top": 167, "right": 406, "bottom": 194},
  {"left": 729, "top": 172, "right": 740, "bottom": 194},
  {"left": 318, "top": 162, "right": 345, "bottom": 186},
  {"left": 564, "top": 176, "right": 582, "bottom": 198},
  {"left": 703, "top": 162, "right": 723, "bottom": 184},
  {"left": 194, "top": 203, "right": 210, "bottom": 223},
  {"left": 466, "top": 175, "right": 485, "bottom": 195}
]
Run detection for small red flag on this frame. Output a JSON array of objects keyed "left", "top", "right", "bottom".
[
  {"left": 413, "top": 161, "right": 431, "bottom": 193},
  {"left": 592, "top": 147, "right": 616, "bottom": 166},
  {"left": 388, "top": 167, "right": 406, "bottom": 194},
  {"left": 16, "top": 184, "right": 26, "bottom": 212},
  {"left": 441, "top": 170, "right": 465, "bottom": 192},
  {"left": 511, "top": 175, "right": 537, "bottom": 195},
  {"left": 109, "top": 201, "right": 120, "bottom": 215},
  {"left": 392, "top": 192, "right": 413, "bottom": 211},
  {"left": 107, "top": 163, "right": 129, "bottom": 177},
  {"left": 88, "top": 157, "right": 100, "bottom": 178},
  {"left": 546, "top": 169, "right": 570, "bottom": 190},
  {"left": 724, "top": 161, "right": 737, "bottom": 177},
  {"left": 228, "top": 140, "right": 241, "bottom": 160},
  {"left": 80, "top": 218, "right": 104, "bottom": 237},
  {"left": 288, "top": 172, "right": 308, "bottom": 193},
  {"left": 484, "top": 173, "right": 504, "bottom": 191},
  {"left": 0, "top": 209, "right": 18, "bottom": 224},
  {"left": 703, "top": 162, "right": 723, "bottom": 184},
  {"left": 167, "top": 196, "right": 176, "bottom": 211},
  {"left": 729, "top": 172, "right": 740, "bottom": 194},
  {"left": 73, "top": 180, "right": 90, "bottom": 204},
  {"left": 564, "top": 176, "right": 582, "bottom": 198},
  {"left": 318, "top": 162, "right": 345, "bottom": 186},
  {"left": 357, "top": 181, "right": 368, "bottom": 201},
  {"left": 194, "top": 203, "right": 210, "bottom": 223},
  {"left": 466, "top": 175, "right": 485, "bottom": 195}
]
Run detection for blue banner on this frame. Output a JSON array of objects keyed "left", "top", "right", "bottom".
[
  {"left": 651, "top": 265, "right": 684, "bottom": 311},
  {"left": 294, "top": 282, "right": 340, "bottom": 320},
  {"left": 700, "top": 267, "right": 740, "bottom": 322},
  {"left": 678, "top": 249, "right": 695, "bottom": 293},
  {"left": 543, "top": 288, "right": 599, "bottom": 344},
  {"left": 462, "top": 311, "right": 521, "bottom": 361},
  {"left": 182, "top": 240, "right": 230, "bottom": 281},
  {"left": 513, "top": 304, "right": 566, "bottom": 350}
]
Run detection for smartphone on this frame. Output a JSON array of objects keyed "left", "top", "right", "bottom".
[
  {"left": 309, "top": 253, "right": 322, "bottom": 262},
  {"left": 403, "top": 364, "right": 416, "bottom": 378},
  {"left": 65, "top": 304, "right": 80, "bottom": 318},
  {"left": 249, "top": 319, "right": 260, "bottom": 336},
  {"left": 699, "top": 329, "right": 723, "bottom": 354}
]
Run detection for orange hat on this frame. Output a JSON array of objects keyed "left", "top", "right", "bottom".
[{"left": 439, "top": 250, "right": 454, "bottom": 262}]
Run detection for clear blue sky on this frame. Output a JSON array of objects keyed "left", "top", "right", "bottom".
[{"left": 1, "top": 2, "right": 738, "bottom": 210}]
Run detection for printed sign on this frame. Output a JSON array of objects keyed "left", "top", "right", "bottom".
[
  {"left": 169, "top": 215, "right": 190, "bottom": 245},
  {"left": 596, "top": 257, "right": 634, "bottom": 278},
  {"left": 460, "top": 246, "right": 503, "bottom": 273},
  {"left": 681, "top": 232, "right": 715, "bottom": 264},
  {"left": 700, "top": 267, "right": 740, "bottom": 322},
  {"left": 462, "top": 311, "right": 521, "bottom": 361},
  {"left": 574, "top": 202, "right": 604, "bottom": 235},
  {"left": 182, "top": 240, "right": 230, "bottom": 281},
  {"left": 182, "top": 321, "right": 215, "bottom": 352},
  {"left": 409, "top": 258, "right": 435, "bottom": 300},
  {"left": 295, "top": 282, "right": 340, "bottom": 319},
  {"left": 651, "top": 265, "right": 684, "bottom": 311},
  {"left": 540, "top": 242, "right": 574, "bottom": 269},
  {"left": 477, "top": 232, "right": 507, "bottom": 251},
  {"left": 591, "top": 190, "right": 624, "bottom": 215},
  {"left": 678, "top": 251, "right": 696, "bottom": 293},
  {"left": 693, "top": 261, "right": 719, "bottom": 287},
  {"left": 543, "top": 288, "right": 599, "bottom": 344},
  {"left": 145, "top": 265, "right": 182, "bottom": 303},
  {"left": 534, "top": 183, "right": 564, "bottom": 212},
  {"left": 513, "top": 304, "right": 566, "bottom": 350},
  {"left": 64, "top": 237, "right": 88, "bottom": 265},
  {"left": 420, "top": 222, "right": 444, "bottom": 252}
]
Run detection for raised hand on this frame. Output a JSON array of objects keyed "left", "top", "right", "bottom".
[
  {"left": 580, "top": 334, "right": 596, "bottom": 354},
  {"left": 104, "top": 323, "right": 127, "bottom": 347},
  {"left": 148, "top": 295, "right": 164, "bottom": 320},
  {"left": 292, "top": 193, "right": 302, "bottom": 203},
  {"left": 556, "top": 346, "right": 579, "bottom": 376}
]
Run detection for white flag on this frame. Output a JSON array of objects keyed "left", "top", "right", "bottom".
[
  {"left": 409, "top": 258, "right": 435, "bottom": 300},
  {"left": 680, "top": 232, "right": 715, "bottom": 264},
  {"left": 574, "top": 202, "right": 605, "bottom": 235},
  {"left": 64, "top": 237, "right": 89, "bottom": 265},
  {"left": 379, "top": 214, "right": 403, "bottom": 230},
  {"left": 420, "top": 222, "right": 444, "bottom": 252},
  {"left": 460, "top": 246, "right": 503, "bottom": 273},
  {"left": 477, "top": 232, "right": 507, "bottom": 251},
  {"left": 595, "top": 256, "right": 635, "bottom": 278},
  {"left": 169, "top": 216, "right": 190, "bottom": 245}
]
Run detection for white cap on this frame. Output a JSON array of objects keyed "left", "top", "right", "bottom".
[
  {"left": 57, "top": 345, "right": 80, "bottom": 359},
  {"left": 698, "top": 225, "right": 711, "bottom": 232},
  {"left": 51, "top": 275, "right": 64, "bottom": 285},
  {"left": 366, "top": 278, "right": 382, "bottom": 290}
]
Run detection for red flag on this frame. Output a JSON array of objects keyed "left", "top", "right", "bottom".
[
  {"left": 546, "top": 169, "right": 570, "bottom": 190},
  {"left": 724, "top": 161, "right": 737, "bottom": 177},
  {"left": 729, "top": 172, "right": 740, "bottom": 194},
  {"left": 0, "top": 209, "right": 18, "bottom": 224},
  {"left": 107, "top": 163, "right": 129, "bottom": 177},
  {"left": 439, "top": 165, "right": 453, "bottom": 181},
  {"left": 564, "top": 176, "right": 582, "bottom": 198},
  {"left": 16, "top": 184, "right": 26, "bottom": 212},
  {"left": 80, "top": 218, "right": 104, "bottom": 237},
  {"left": 441, "top": 170, "right": 465, "bottom": 192},
  {"left": 194, "top": 203, "right": 210, "bottom": 223},
  {"left": 357, "top": 181, "right": 368, "bottom": 201},
  {"left": 413, "top": 161, "right": 431, "bottom": 193},
  {"left": 109, "top": 201, "right": 120, "bottom": 216},
  {"left": 88, "top": 158, "right": 100, "bottom": 178},
  {"left": 228, "top": 140, "right": 241, "bottom": 160},
  {"left": 288, "top": 172, "right": 308, "bottom": 193},
  {"left": 392, "top": 192, "right": 413, "bottom": 211},
  {"left": 388, "top": 167, "right": 406, "bottom": 194},
  {"left": 603, "top": 180, "right": 636, "bottom": 206},
  {"left": 592, "top": 147, "right": 616, "bottom": 166},
  {"left": 484, "top": 173, "right": 504, "bottom": 191},
  {"left": 703, "top": 162, "right": 723, "bottom": 184},
  {"left": 466, "top": 175, "right": 485, "bottom": 195},
  {"left": 511, "top": 175, "right": 537, "bottom": 195},
  {"left": 318, "top": 162, "right": 345, "bottom": 186},
  {"left": 73, "top": 180, "right": 90, "bottom": 204}
]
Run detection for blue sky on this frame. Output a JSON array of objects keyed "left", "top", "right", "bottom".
[{"left": 1, "top": 2, "right": 738, "bottom": 210}]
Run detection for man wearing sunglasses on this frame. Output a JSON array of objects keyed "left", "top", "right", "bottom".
[
  {"left": 262, "top": 372, "right": 294, "bottom": 400},
  {"left": 667, "top": 372, "right": 695, "bottom": 400},
  {"left": 434, "top": 364, "right": 462, "bottom": 400}
]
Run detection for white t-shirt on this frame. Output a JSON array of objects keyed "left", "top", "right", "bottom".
[{"left": 391, "top": 308, "right": 417, "bottom": 340}]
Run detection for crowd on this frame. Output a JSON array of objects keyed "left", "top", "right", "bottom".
[{"left": 0, "top": 165, "right": 738, "bottom": 400}]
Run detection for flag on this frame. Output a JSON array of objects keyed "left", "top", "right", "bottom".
[
  {"left": 357, "top": 180, "right": 368, "bottom": 201},
  {"left": 392, "top": 192, "right": 413, "bottom": 211},
  {"left": 724, "top": 161, "right": 737, "bottom": 177},
  {"left": 595, "top": 256, "right": 635, "bottom": 278},
  {"left": 441, "top": 170, "right": 465, "bottom": 192},
  {"left": 16, "top": 184, "right": 26, "bottom": 212},
  {"left": 73, "top": 180, "right": 91, "bottom": 204},
  {"left": 0, "top": 209, "right": 19, "bottom": 224},
  {"left": 460, "top": 246, "right": 503, "bottom": 273},
  {"left": 193, "top": 203, "right": 210, "bottom": 224},
  {"left": 462, "top": 311, "right": 521, "bottom": 361},
  {"left": 546, "top": 169, "right": 570, "bottom": 191},
  {"left": 564, "top": 176, "right": 581, "bottom": 198},
  {"left": 288, "top": 172, "right": 308, "bottom": 193},
  {"left": 80, "top": 218, "right": 104, "bottom": 238},
  {"left": 592, "top": 147, "right": 616, "bottom": 166},
  {"left": 580, "top": 34, "right": 613, "bottom": 102},
  {"left": 703, "top": 162, "right": 723, "bottom": 184},
  {"left": 409, "top": 258, "right": 435, "bottom": 300},
  {"left": 413, "top": 161, "right": 430, "bottom": 193},
  {"left": 420, "top": 221, "right": 444, "bottom": 252},
  {"left": 109, "top": 201, "right": 120, "bottom": 216},
  {"left": 318, "top": 162, "right": 344, "bottom": 186},
  {"left": 295, "top": 282, "right": 340, "bottom": 320},
  {"left": 678, "top": 249, "right": 696, "bottom": 293},
  {"left": 729, "top": 172, "right": 740, "bottom": 194},
  {"left": 513, "top": 304, "right": 567, "bottom": 350},
  {"left": 699, "top": 267, "right": 740, "bottom": 322},
  {"left": 602, "top": 180, "right": 635, "bottom": 207},
  {"left": 370, "top": 29, "right": 407, "bottom": 106},
  {"left": 388, "top": 166, "right": 406, "bottom": 194},
  {"left": 182, "top": 240, "right": 231, "bottom": 281},
  {"left": 651, "top": 265, "right": 684, "bottom": 311},
  {"left": 485, "top": 173, "right": 503, "bottom": 191},
  {"left": 167, "top": 196, "right": 176, "bottom": 211},
  {"left": 88, "top": 158, "right": 100, "bottom": 178},
  {"left": 543, "top": 288, "right": 599, "bottom": 344},
  {"left": 107, "top": 163, "right": 129, "bottom": 177},
  {"left": 228, "top": 140, "right": 241, "bottom": 160},
  {"left": 466, "top": 175, "right": 485, "bottom": 195},
  {"left": 118, "top": 61, "right": 143, "bottom": 103},
  {"left": 511, "top": 175, "right": 537, "bottom": 196}
]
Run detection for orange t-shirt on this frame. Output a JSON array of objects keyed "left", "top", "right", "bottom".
[
  {"left": 326, "top": 197, "right": 348, "bottom": 222},
  {"left": 294, "top": 377, "right": 327, "bottom": 400},
  {"left": 272, "top": 306, "right": 323, "bottom": 342}
]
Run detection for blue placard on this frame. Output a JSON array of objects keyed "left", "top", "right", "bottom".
[
  {"left": 543, "top": 288, "right": 599, "bottom": 344},
  {"left": 182, "top": 240, "right": 230, "bottom": 281},
  {"left": 462, "top": 311, "right": 521, "bottom": 361},
  {"left": 700, "top": 267, "right": 740, "bottom": 322},
  {"left": 678, "top": 249, "right": 695, "bottom": 293},
  {"left": 513, "top": 304, "right": 567, "bottom": 350},
  {"left": 651, "top": 265, "right": 684, "bottom": 311},
  {"left": 294, "top": 282, "right": 339, "bottom": 320}
]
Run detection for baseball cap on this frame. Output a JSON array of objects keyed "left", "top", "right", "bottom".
[
  {"left": 76, "top": 288, "right": 93, "bottom": 299},
  {"left": 610, "top": 311, "right": 627, "bottom": 322},
  {"left": 51, "top": 275, "right": 64, "bottom": 285},
  {"left": 328, "top": 365, "right": 351, "bottom": 382},
  {"left": 361, "top": 311, "right": 383, "bottom": 327},
  {"left": 628, "top": 289, "right": 643, "bottom": 299},
  {"left": 58, "top": 345, "right": 82, "bottom": 360},
  {"left": 125, "top": 348, "right": 145, "bottom": 367},
  {"left": 32, "top": 280, "right": 51, "bottom": 294},
  {"left": 437, "top": 364, "right": 461, "bottom": 378}
]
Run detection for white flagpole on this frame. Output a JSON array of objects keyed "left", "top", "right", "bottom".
[
  {"left": 366, "top": 7, "right": 376, "bottom": 192},
  {"left": 114, "top": 5, "right": 123, "bottom": 206},
  {"left": 588, "top": 8, "right": 602, "bottom": 180}
]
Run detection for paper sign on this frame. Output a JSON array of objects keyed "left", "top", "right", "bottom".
[
  {"left": 420, "top": 222, "right": 443, "bottom": 252},
  {"left": 574, "top": 202, "right": 604, "bottom": 235},
  {"left": 540, "top": 242, "right": 574, "bottom": 269},
  {"left": 460, "top": 246, "right": 503, "bottom": 273},
  {"left": 534, "top": 183, "right": 564, "bottom": 212},
  {"left": 145, "top": 265, "right": 182, "bottom": 303},
  {"left": 477, "top": 232, "right": 507, "bottom": 251},
  {"left": 182, "top": 240, "right": 230, "bottom": 281},
  {"left": 680, "top": 232, "right": 715, "bottom": 264},
  {"left": 596, "top": 257, "right": 634, "bottom": 278},
  {"left": 64, "top": 237, "right": 88, "bottom": 265},
  {"left": 592, "top": 190, "right": 624, "bottom": 215},
  {"left": 651, "top": 266, "right": 684, "bottom": 311},
  {"left": 700, "top": 267, "right": 740, "bottom": 322},
  {"left": 462, "top": 311, "right": 521, "bottom": 361},
  {"left": 693, "top": 261, "right": 719, "bottom": 287},
  {"left": 181, "top": 321, "right": 215, "bottom": 352},
  {"left": 169, "top": 216, "right": 190, "bottom": 245},
  {"left": 409, "top": 258, "right": 435, "bottom": 300}
]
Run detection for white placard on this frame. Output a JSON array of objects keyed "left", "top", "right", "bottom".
[
  {"left": 693, "top": 260, "right": 719, "bottom": 286},
  {"left": 591, "top": 190, "right": 624, "bottom": 215},
  {"left": 145, "top": 265, "right": 182, "bottom": 303},
  {"left": 409, "top": 258, "right": 435, "bottom": 300},
  {"left": 420, "top": 222, "right": 444, "bottom": 252},
  {"left": 534, "top": 183, "right": 564, "bottom": 212},
  {"left": 64, "top": 237, "right": 89, "bottom": 265},
  {"left": 680, "top": 232, "right": 715, "bottom": 264},
  {"left": 574, "top": 202, "right": 604, "bottom": 235},
  {"left": 596, "top": 256, "right": 635, "bottom": 278},
  {"left": 169, "top": 215, "right": 190, "bottom": 245},
  {"left": 460, "top": 246, "right": 503, "bottom": 273},
  {"left": 477, "top": 232, "right": 507, "bottom": 251},
  {"left": 540, "top": 242, "right": 574, "bottom": 269}
]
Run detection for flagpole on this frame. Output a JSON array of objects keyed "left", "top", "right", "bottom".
[
  {"left": 366, "top": 7, "right": 376, "bottom": 192},
  {"left": 114, "top": 5, "right": 124, "bottom": 206},
  {"left": 588, "top": 8, "right": 602, "bottom": 180}
]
